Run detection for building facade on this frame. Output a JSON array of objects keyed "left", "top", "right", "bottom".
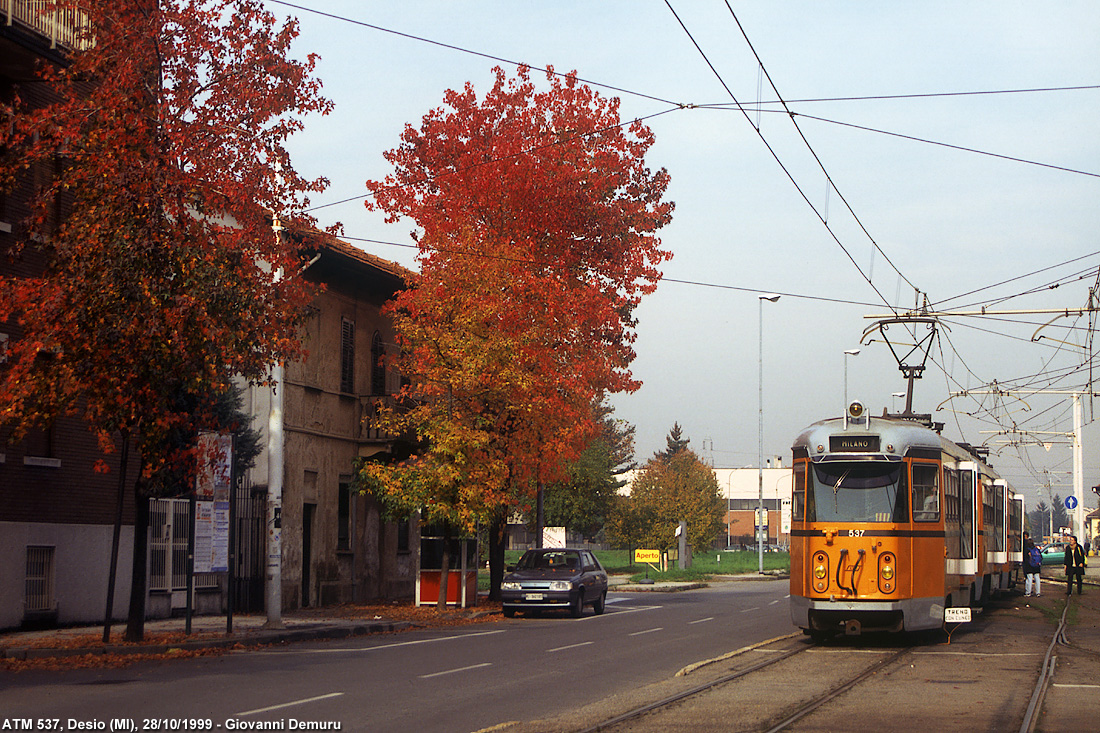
[
  {"left": 0, "top": 3, "right": 144, "bottom": 630},
  {"left": 241, "top": 234, "right": 418, "bottom": 610}
]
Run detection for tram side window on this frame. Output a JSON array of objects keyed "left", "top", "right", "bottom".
[
  {"left": 792, "top": 462, "right": 807, "bottom": 523},
  {"left": 912, "top": 463, "right": 940, "bottom": 522}
]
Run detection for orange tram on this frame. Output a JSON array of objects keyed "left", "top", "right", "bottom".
[{"left": 790, "top": 401, "right": 1024, "bottom": 638}]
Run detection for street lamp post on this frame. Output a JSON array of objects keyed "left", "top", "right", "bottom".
[
  {"left": 843, "top": 349, "right": 860, "bottom": 407},
  {"left": 759, "top": 294, "right": 780, "bottom": 574}
]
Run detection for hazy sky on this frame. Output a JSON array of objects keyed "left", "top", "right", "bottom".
[{"left": 264, "top": 1, "right": 1100, "bottom": 513}]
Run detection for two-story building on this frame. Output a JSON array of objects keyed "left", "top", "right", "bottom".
[{"left": 241, "top": 232, "right": 418, "bottom": 610}]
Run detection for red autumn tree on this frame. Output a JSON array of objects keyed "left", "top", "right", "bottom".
[
  {"left": 358, "top": 65, "right": 673, "bottom": 602},
  {"left": 0, "top": 0, "right": 331, "bottom": 640}
]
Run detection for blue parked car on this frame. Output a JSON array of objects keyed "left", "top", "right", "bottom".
[{"left": 501, "top": 548, "right": 608, "bottom": 618}]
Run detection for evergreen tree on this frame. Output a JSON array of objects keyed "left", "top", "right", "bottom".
[
  {"left": 543, "top": 401, "right": 635, "bottom": 540},
  {"left": 610, "top": 427, "right": 723, "bottom": 552},
  {"left": 658, "top": 422, "right": 690, "bottom": 460}
]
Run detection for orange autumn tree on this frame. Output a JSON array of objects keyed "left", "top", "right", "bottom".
[
  {"left": 358, "top": 65, "right": 673, "bottom": 603},
  {"left": 0, "top": 0, "right": 331, "bottom": 640}
]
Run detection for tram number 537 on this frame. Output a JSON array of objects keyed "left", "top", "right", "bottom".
[{"left": 846, "top": 529, "right": 865, "bottom": 537}]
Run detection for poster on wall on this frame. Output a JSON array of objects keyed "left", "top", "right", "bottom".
[{"left": 194, "top": 432, "right": 233, "bottom": 573}]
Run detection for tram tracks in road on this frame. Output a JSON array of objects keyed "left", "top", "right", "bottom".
[
  {"left": 554, "top": 589, "right": 1086, "bottom": 730},
  {"left": 575, "top": 637, "right": 915, "bottom": 733},
  {"left": 1020, "top": 599, "right": 1070, "bottom": 733}
]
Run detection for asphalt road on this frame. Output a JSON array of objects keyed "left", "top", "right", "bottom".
[{"left": 0, "top": 580, "right": 792, "bottom": 732}]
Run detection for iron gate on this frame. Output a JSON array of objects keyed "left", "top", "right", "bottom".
[{"left": 233, "top": 485, "right": 266, "bottom": 613}]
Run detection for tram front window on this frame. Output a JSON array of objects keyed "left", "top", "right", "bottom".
[{"left": 809, "top": 462, "right": 908, "bottom": 523}]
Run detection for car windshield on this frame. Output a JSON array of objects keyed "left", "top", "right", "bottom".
[
  {"left": 809, "top": 462, "right": 908, "bottom": 523},
  {"left": 517, "top": 551, "right": 581, "bottom": 571}
]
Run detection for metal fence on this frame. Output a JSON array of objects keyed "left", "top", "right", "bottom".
[
  {"left": 149, "top": 498, "right": 219, "bottom": 592},
  {"left": 24, "top": 545, "right": 55, "bottom": 613}
]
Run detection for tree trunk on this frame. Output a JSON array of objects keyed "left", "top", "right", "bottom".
[
  {"left": 102, "top": 431, "right": 130, "bottom": 643},
  {"left": 124, "top": 472, "right": 149, "bottom": 642},
  {"left": 488, "top": 507, "right": 507, "bottom": 601},
  {"left": 436, "top": 522, "right": 451, "bottom": 610}
]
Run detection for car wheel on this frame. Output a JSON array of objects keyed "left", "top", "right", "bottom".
[
  {"left": 503, "top": 606, "right": 515, "bottom": 618},
  {"left": 570, "top": 589, "right": 584, "bottom": 618},
  {"left": 593, "top": 590, "right": 606, "bottom": 615}
]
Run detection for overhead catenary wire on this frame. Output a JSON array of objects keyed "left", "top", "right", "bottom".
[
  {"left": 662, "top": 0, "right": 903, "bottom": 313},
  {"left": 270, "top": 1, "right": 1099, "bottom": 482},
  {"left": 790, "top": 112, "right": 1100, "bottom": 180}
]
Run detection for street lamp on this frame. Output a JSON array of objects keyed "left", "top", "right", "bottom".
[
  {"left": 759, "top": 294, "right": 780, "bottom": 573},
  {"left": 843, "top": 349, "right": 860, "bottom": 407}
]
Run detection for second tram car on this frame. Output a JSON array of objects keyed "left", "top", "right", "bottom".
[{"left": 790, "top": 401, "right": 1024, "bottom": 637}]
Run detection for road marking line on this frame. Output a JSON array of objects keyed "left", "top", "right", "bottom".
[
  {"left": 577, "top": 604, "right": 661, "bottom": 621},
  {"left": 740, "top": 607, "right": 760, "bottom": 613},
  {"left": 912, "top": 651, "right": 1042, "bottom": 657},
  {"left": 548, "top": 641, "right": 595, "bottom": 652},
  {"left": 768, "top": 599, "right": 782, "bottom": 605},
  {"left": 236, "top": 693, "right": 343, "bottom": 716},
  {"left": 629, "top": 627, "right": 663, "bottom": 637},
  {"left": 257, "top": 629, "right": 506, "bottom": 654},
  {"left": 1054, "top": 683, "right": 1100, "bottom": 688},
  {"left": 420, "top": 662, "right": 492, "bottom": 679},
  {"left": 688, "top": 617, "right": 714, "bottom": 625}
]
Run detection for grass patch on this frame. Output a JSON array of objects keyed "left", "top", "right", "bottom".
[{"left": 477, "top": 548, "right": 789, "bottom": 587}]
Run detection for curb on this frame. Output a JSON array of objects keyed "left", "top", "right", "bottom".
[
  {"left": 1, "top": 620, "right": 414, "bottom": 661},
  {"left": 616, "top": 582, "right": 710, "bottom": 593}
]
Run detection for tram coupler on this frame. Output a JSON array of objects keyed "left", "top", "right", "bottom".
[{"left": 844, "top": 619, "right": 862, "bottom": 636}]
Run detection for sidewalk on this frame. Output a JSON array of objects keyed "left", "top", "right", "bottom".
[{"left": 0, "top": 611, "right": 417, "bottom": 664}]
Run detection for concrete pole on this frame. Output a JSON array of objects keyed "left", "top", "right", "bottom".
[
  {"left": 265, "top": 211, "right": 286, "bottom": 629},
  {"left": 264, "top": 360, "right": 284, "bottom": 628}
]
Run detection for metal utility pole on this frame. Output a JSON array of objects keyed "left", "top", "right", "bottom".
[{"left": 758, "top": 294, "right": 780, "bottom": 573}]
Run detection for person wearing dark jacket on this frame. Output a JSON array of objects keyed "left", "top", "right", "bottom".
[
  {"left": 1064, "top": 535, "right": 1087, "bottom": 595},
  {"left": 1023, "top": 531, "right": 1042, "bottom": 596}
]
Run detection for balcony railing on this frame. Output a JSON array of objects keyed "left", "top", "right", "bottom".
[
  {"left": 360, "top": 394, "right": 419, "bottom": 444},
  {"left": 3, "top": 0, "right": 91, "bottom": 51}
]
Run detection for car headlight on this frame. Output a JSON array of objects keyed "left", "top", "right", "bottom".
[
  {"left": 501, "top": 582, "right": 521, "bottom": 591},
  {"left": 549, "top": 580, "right": 572, "bottom": 591}
]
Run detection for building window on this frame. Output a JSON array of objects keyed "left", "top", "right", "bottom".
[
  {"left": 397, "top": 518, "right": 410, "bottom": 553},
  {"left": 23, "top": 423, "right": 61, "bottom": 468},
  {"left": 371, "top": 331, "right": 386, "bottom": 396},
  {"left": 340, "top": 318, "right": 355, "bottom": 394},
  {"left": 25, "top": 546, "right": 56, "bottom": 613},
  {"left": 337, "top": 478, "right": 352, "bottom": 551}
]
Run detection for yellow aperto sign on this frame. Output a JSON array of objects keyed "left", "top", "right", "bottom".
[{"left": 634, "top": 549, "right": 660, "bottom": 563}]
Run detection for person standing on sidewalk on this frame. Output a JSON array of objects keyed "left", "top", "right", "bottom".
[
  {"left": 1064, "top": 535, "right": 1087, "bottom": 595},
  {"left": 1023, "top": 531, "right": 1042, "bottom": 596}
]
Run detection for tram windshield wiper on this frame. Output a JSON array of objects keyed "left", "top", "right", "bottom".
[{"left": 832, "top": 469, "right": 851, "bottom": 512}]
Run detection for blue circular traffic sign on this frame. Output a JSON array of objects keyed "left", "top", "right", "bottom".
[{"left": 1065, "top": 495, "right": 1078, "bottom": 510}]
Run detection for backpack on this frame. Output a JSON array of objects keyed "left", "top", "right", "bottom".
[{"left": 1028, "top": 546, "right": 1042, "bottom": 567}]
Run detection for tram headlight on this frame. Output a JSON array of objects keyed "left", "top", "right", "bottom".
[
  {"left": 812, "top": 551, "right": 830, "bottom": 592},
  {"left": 878, "top": 553, "right": 896, "bottom": 593}
]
